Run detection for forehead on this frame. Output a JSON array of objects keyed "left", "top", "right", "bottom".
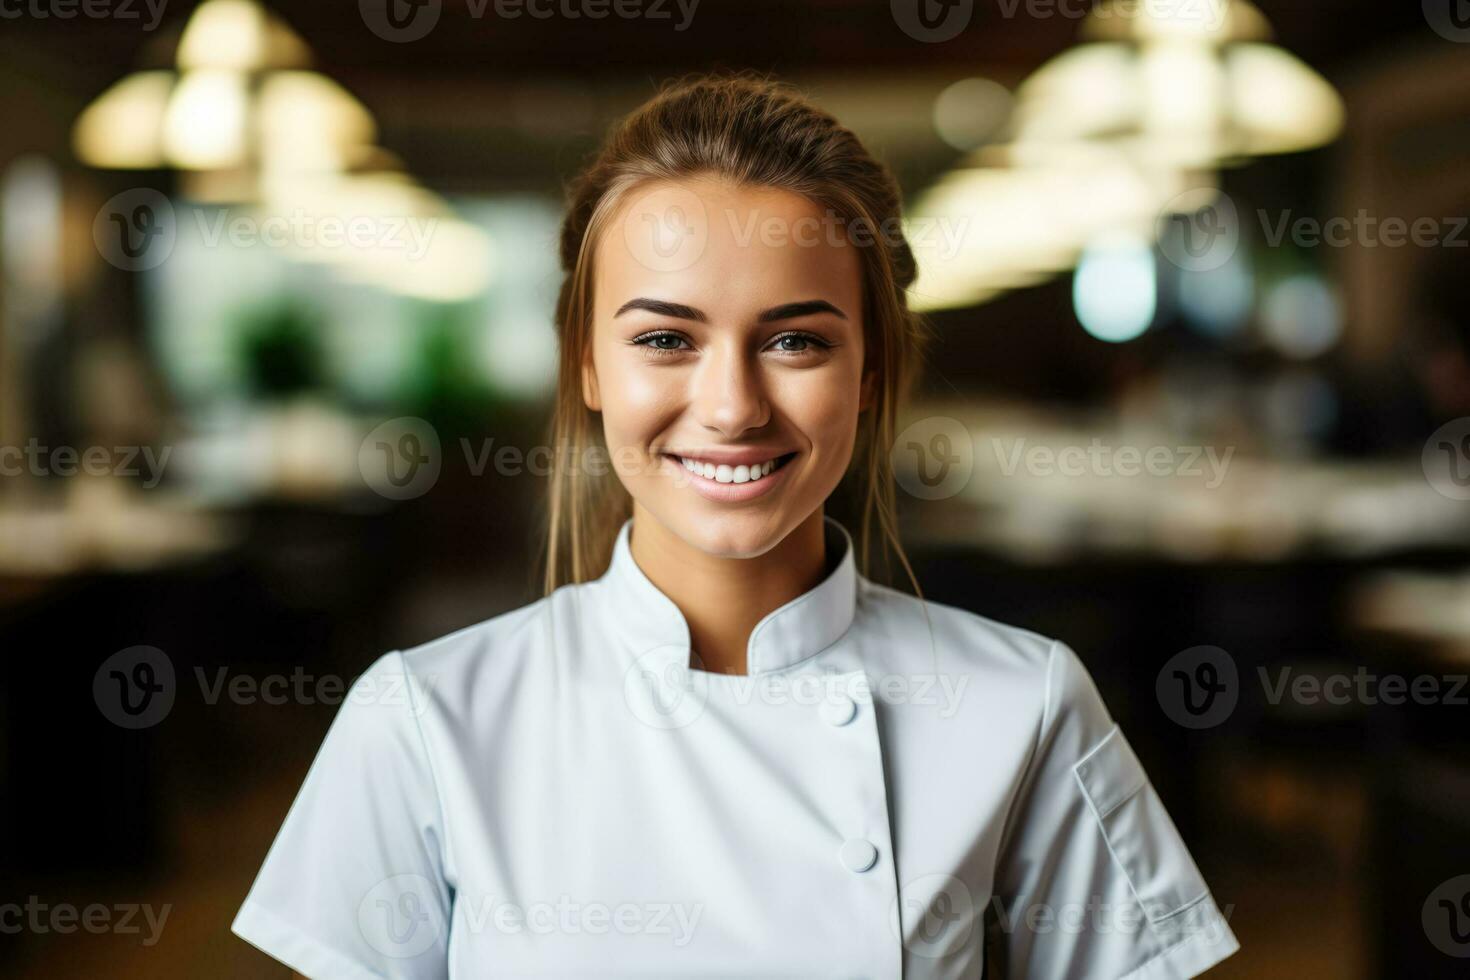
[{"left": 593, "top": 177, "right": 864, "bottom": 319}]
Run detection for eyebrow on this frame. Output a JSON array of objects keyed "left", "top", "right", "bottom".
[
  {"left": 613, "top": 298, "right": 847, "bottom": 322},
  {"left": 758, "top": 300, "right": 847, "bottom": 323}
]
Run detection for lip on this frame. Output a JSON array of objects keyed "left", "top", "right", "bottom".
[{"left": 661, "top": 451, "right": 796, "bottom": 503}]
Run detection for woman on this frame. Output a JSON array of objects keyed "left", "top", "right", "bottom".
[{"left": 232, "top": 74, "right": 1240, "bottom": 978}]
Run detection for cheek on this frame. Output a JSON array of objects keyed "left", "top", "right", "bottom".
[
  {"left": 594, "top": 352, "right": 678, "bottom": 444},
  {"left": 773, "top": 371, "right": 863, "bottom": 453}
]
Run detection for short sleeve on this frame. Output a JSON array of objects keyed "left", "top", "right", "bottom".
[
  {"left": 231, "top": 650, "right": 453, "bottom": 980},
  {"left": 989, "top": 641, "right": 1240, "bottom": 979}
]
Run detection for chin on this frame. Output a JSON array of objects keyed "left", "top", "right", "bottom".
[{"left": 657, "top": 504, "right": 793, "bottom": 560}]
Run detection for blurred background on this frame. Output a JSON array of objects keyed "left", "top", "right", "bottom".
[{"left": 2, "top": 0, "right": 1469, "bottom": 976}]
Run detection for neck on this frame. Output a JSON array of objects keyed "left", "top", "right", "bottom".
[{"left": 627, "top": 505, "right": 829, "bottom": 676}]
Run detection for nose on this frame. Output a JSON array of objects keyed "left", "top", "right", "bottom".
[{"left": 691, "top": 339, "right": 769, "bottom": 436}]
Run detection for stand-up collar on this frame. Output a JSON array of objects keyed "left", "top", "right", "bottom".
[{"left": 596, "top": 515, "right": 858, "bottom": 676}]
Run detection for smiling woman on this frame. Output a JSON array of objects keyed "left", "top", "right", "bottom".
[
  {"left": 231, "top": 72, "right": 1240, "bottom": 979},
  {"left": 547, "top": 84, "right": 928, "bottom": 596},
  {"left": 581, "top": 176, "right": 878, "bottom": 669}
]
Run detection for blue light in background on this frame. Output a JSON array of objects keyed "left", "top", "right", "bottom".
[{"left": 1073, "top": 233, "right": 1157, "bottom": 343}]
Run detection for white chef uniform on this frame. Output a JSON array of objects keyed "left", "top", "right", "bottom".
[{"left": 232, "top": 514, "right": 1239, "bottom": 978}]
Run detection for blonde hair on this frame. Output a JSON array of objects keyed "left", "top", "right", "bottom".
[{"left": 540, "top": 72, "right": 932, "bottom": 595}]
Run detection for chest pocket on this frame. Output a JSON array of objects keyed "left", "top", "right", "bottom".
[{"left": 1072, "top": 725, "right": 1211, "bottom": 927}]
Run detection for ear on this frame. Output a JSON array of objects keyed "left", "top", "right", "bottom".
[
  {"left": 581, "top": 356, "right": 602, "bottom": 412},
  {"left": 858, "top": 367, "right": 878, "bottom": 413}
]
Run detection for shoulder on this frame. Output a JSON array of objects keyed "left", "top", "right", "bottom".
[
  {"left": 385, "top": 582, "right": 600, "bottom": 715},
  {"left": 855, "top": 578, "right": 1104, "bottom": 729},
  {"left": 856, "top": 577, "right": 1057, "bottom": 672},
  {"left": 395, "top": 592, "right": 554, "bottom": 674},
  {"left": 391, "top": 581, "right": 567, "bottom": 675}
]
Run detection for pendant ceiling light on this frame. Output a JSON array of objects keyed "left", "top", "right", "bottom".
[
  {"left": 70, "top": 0, "right": 495, "bottom": 301},
  {"left": 907, "top": 0, "right": 1344, "bottom": 314},
  {"left": 73, "top": 0, "right": 375, "bottom": 200},
  {"left": 1008, "top": 0, "right": 1343, "bottom": 169}
]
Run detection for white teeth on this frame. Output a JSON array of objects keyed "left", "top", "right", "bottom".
[{"left": 676, "top": 455, "right": 784, "bottom": 482}]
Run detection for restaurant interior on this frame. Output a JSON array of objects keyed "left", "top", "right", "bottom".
[{"left": 2, "top": 0, "right": 1469, "bottom": 975}]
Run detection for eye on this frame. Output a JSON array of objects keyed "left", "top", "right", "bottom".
[
  {"left": 767, "top": 331, "right": 833, "bottom": 356},
  {"left": 630, "top": 330, "right": 693, "bottom": 356}
]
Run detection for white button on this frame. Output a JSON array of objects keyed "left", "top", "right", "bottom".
[
  {"left": 820, "top": 694, "right": 857, "bottom": 726},
  {"left": 839, "top": 838, "right": 878, "bottom": 873}
]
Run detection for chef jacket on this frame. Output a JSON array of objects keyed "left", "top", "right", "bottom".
[{"left": 232, "top": 514, "right": 1240, "bottom": 978}]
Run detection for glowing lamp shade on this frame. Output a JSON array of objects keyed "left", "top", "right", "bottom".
[
  {"left": 71, "top": 0, "right": 346, "bottom": 179},
  {"left": 1081, "top": 0, "right": 1272, "bottom": 43},
  {"left": 906, "top": 146, "right": 1178, "bottom": 314},
  {"left": 1225, "top": 44, "right": 1345, "bottom": 156},
  {"left": 176, "top": 0, "right": 310, "bottom": 71},
  {"left": 73, "top": 71, "right": 174, "bottom": 169},
  {"left": 257, "top": 72, "right": 378, "bottom": 175},
  {"left": 1009, "top": 45, "right": 1139, "bottom": 145},
  {"left": 900, "top": 0, "right": 1342, "bottom": 314},
  {"left": 1073, "top": 233, "right": 1157, "bottom": 342},
  {"left": 161, "top": 70, "right": 251, "bottom": 170},
  {"left": 1009, "top": 0, "right": 1343, "bottom": 169}
]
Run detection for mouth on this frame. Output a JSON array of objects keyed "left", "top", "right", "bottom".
[
  {"left": 657, "top": 450, "right": 798, "bottom": 502},
  {"left": 663, "top": 451, "right": 797, "bottom": 485}
]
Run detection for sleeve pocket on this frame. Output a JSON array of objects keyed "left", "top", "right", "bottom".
[{"left": 1073, "top": 725, "right": 1211, "bottom": 929}]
